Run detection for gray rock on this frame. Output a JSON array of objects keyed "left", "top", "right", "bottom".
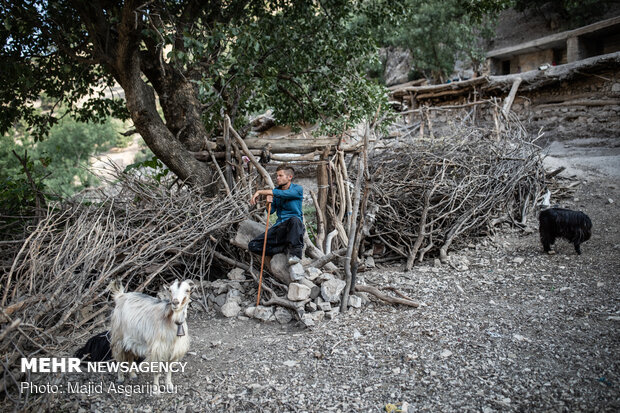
[
  {"left": 325, "top": 310, "right": 339, "bottom": 320},
  {"left": 317, "top": 301, "right": 332, "bottom": 312},
  {"left": 316, "top": 272, "right": 334, "bottom": 284},
  {"left": 274, "top": 307, "right": 293, "bottom": 324},
  {"left": 206, "top": 293, "right": 216, "bottom": 306},
  {"left": 214, "top": 293, "right": 227, "bottom": 308},
  {"left": 305, "top": 266, "right": 322, "bottom": 281},
  {"left": 253, "top": 305, "right": 274, "bottom": 322},
  {"left": 211, "top": 280, "right": 230, "bottom": 294},
  {"left": 512, "top": 257, "right": 525, "bottom": 265},
  {"left": 270, "top": 253, "right": 292, "bottom": 284},
  {"left": 220, "top": 301, "right": 240, "bottom": 318},
  {"left": 288, "top": 283, "right": 311, "bottom": 301},
  {"left": 433, "top": 258, "right": 442, "bottom": 267},
  {"left": 321, "top": 278, "right": 346, "bottom": 303},
  {"left": 348, "top": 295, "right": 362, "bottom": 308},
  {"left": 233, "top": 219, "right": 265, "bottom": 249},
  {"left": 305, "top": 301, "right": 317, "bottom": 312},
  {"left": 289, "top": 263, "right": 305, "bottom": 281},
  {"left": 244, "top": 306, "right": 256, "bottom": 318},
  {"left": 309, "top": 310, "right": 325, "bottom": 323},
  {"left": 301, "top": 314, "right": 315, "bottom": 327},
  {"left": 380, "top": 46, "right": 413, "bottom": 86},
  {"left": 365, "top": 256, "right": 376, "bottom": 269},
  {"left": 226, "top": 289, "right": 242, "bottom": 304},
  {"left": 226, "top": 268, "right": 246, "bottom": 281}
]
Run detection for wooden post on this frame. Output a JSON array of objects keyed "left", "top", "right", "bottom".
[
  {"left": 502, "top": 77, "right": 522, "bottom": 118},
  {"left": 419, "top": 107, "right": 425, "bottom": 139},
  {"left": 223, "top": 118, "right": 234, "bottom": 191},
  {"left": 227, "top": 115, "right": 274, "bottom": 189},
  {"left": 409, "top": 93, "right": 418, "bottom": 125},
  {"left": 317, "top": 147, "right": 329, "bottom": 250},
  {"left": 341, "top": 125, "right": 368, "bottom": 312}
]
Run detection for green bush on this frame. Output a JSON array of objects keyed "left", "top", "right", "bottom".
[{"left": 0, "top": 116, "right": 122, "bottom": 201}]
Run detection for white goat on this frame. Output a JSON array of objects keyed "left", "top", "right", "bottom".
[{"left": 109, "top": 279, "right": 194, "bottom": 392}]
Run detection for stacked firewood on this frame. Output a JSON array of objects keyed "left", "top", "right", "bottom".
[
  {"left": 365, "top": 111, "right": 546, "bottom": 270},
  {"left": 0, "top": 170, "right": 251, "bottom": 407}
]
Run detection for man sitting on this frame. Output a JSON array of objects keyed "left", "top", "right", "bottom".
[{"left": 249, "top": 164, "right": 304, "bottom": 265}]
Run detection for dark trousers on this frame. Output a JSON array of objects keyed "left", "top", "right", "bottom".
[{"left": 248, "top": 217, "right": 304, "bottom": 258}]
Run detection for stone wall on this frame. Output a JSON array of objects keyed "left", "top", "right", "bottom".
[
  {"left": 513, "top": 68, "right": 620, "bottom": 140},
  {"left": 403, "top": 68, "right": 620, "bottom": 141}
]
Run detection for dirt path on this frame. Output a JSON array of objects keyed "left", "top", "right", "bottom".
[
  {"left": 89, "top": 136, "right": 143, "bottom": 179},
  {"left": 46, "top": 139, "right": 620, "bottom": 412}
]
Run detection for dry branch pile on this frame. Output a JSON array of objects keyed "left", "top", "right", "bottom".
[
  {"left": 367, "top": 114, "right": 545, "bottom": 269},
  {"left": 0, "top": 172, "right": 251, "bottom": 404},
  {"left": 1, "top": 106, "right": 550, "bottom": 410}
]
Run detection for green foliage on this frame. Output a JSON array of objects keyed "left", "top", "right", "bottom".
[
  {"left": 0, "top": 148, "right": 47, "bottom": 216},
  {"left": 124, "top": 155, "right": 171, "bottom": 184},
  {"left": 302, "top": 205, "right": 318, "bottom": 245},
  {"left": 35, "top": 117, "right": 119, "bottom": 195},
  {"left": 513, "top": 0, "right": 617, "bottom": 28},
  {"left": 0, "top": 116, "right": 121, "bottom": 201},
  {"left": 172, "top": 1, "right": 392, "bottom": 135},
  {"left": 1, "top": 1, "right": 394, "bottom": 141},
  {"left": 372, "top": 0, "right": 509, "bottom": 82},
  {"left": 0, "top": 1, "right": 129, "bottom": 140}
]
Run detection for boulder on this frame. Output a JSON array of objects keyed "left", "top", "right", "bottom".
[
  {"left": 289, "top": 263, "right": 305, "bottom": 281},
  {"left": 226, "top": 289, "right": 242, "bottom": 304},
  {"left": 348, "top": 295, "right": 362, "bottom": 308},
  {"left": 321, "top": 279, "right": 346, "bottom": 303},
  {"left": 214, "top": 293, "right": 227, "bottom": 308},
  {"left": 253, "top": 305, "right": 274, "bottom": 322},
  {"left": 305, "top": 267, "right": 322, "bottom": 281},
  {"left": 301, "top": 314, "right": 315, "bottom": 328},
  {"left": 220, "top": 301, "right": 241, "bottom": 318},
  {"left": 309, "top": 310, "right": 325, "bottom": 323},
  {"left": 274, "top": 307, "right": 293, "bottom": 324},
  {"left": 270, "top": 253, "right": 293, "bottom": 284},
  {"left": 244, "top": 306, "right": 256, "bottom": 318},
  {"left": 380, "top": 46, "right": 413, "bottom": 87},
  {"left": 288, "top": 283, "right": 312, "bottom": 301},
  {"left": 316, "top": 272, "right": 334, "bottom": 284},
  {"left": 232, "top": 219, "right": 264, "bottom": 249},
  {"left": 325, "top": 309, "right": 339, "bottom": 320}
]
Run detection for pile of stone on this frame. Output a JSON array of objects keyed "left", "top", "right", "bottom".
[{"left": 201, "top": 264, "right": 365, "bottom": 328}]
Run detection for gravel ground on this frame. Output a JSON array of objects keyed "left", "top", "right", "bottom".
[{"left": 28, "top": 142, "right": 620, "bottom": 412}]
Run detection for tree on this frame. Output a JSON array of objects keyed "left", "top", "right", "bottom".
[
  {"left": 370, "top": 0, "right": 509, "bottom": 82},
  {"left": 0, "top": 116, "right": 123, "bottom": 207},
  {"left": 1, "top": 1, "right": 390, "bottom": 187}
]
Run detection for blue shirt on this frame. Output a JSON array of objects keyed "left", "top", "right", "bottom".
[{"left": 271, "top": 183, "right": 303, "bottom": 226}]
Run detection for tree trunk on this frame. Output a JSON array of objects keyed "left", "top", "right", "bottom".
[
  {"left": 106, "top": 3, "right": 216, "bottom": 188},
  {"left": 123, "top": 78, "right": 214, "bottom": 187}
]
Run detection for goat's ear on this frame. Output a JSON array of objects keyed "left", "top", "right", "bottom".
[
  {"left": 169, "top": 279, "right": 180, "bottom": 290},
  {"left": 186, "top": 280, "right": 196, "bottom": 292}
]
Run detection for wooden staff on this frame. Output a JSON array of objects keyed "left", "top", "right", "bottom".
[{"left": 256, "top": 201, "right": 272, "bottom": 306}]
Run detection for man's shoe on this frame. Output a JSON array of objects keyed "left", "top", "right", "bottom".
[{"left": 287, "top": 254, "right": 301, "bottom": 265}]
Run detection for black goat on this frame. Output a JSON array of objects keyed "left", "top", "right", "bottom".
[
  {"left": 74, "top": 331, "right": 112, "bottom": 363},
  {"left": 539, "top": 208, "right": 592, "bottom": 255}
]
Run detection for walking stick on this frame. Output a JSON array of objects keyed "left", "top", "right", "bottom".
[{"left": 256, "top": 201, "right": 272, "bottom": 306}]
